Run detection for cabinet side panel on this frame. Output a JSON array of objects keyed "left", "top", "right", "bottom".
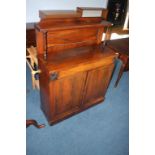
[
  {"left": 36, "top": 30, "right": 44, "bottom": 55},
  {"left": 39, "top": 61, "right": 52, "bottom": 121}
]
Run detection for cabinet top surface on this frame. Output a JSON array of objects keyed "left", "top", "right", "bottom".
[
  {"left": 35, "top": 17, "right": 112, "bottom": 31},
  {"left": 38, "top": 44, "right": 116, "bottom": 73}
]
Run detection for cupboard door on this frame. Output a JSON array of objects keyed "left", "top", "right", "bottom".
[
  {"left": 83, "top": 64, "right": 114, "bottom": 108},
  {"left": 49, "top": 72, "right": 87, "bottom": 122}
]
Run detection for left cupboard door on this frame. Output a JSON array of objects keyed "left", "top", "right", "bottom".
[{"left": 49, "top": 71, "right": 87, "bottom": 124}]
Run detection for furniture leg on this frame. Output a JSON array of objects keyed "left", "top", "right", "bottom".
[
  {"left": 26, "top": 120, "right": 45, "bottom": 128},
  {"left": 114, "top": 62, "right": 125, "bottom": 87},
  {"left": 106, "top": 38, "right": 129, "bottom": 87}
]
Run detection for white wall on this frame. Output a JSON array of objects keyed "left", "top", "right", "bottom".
[{"left": 26, "top": 0, "right": 108, "bottom": 22}]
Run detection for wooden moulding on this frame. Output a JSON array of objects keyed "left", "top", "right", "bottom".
[
  {"left": 48, "top": 96, "right": 105, "bottom": 125},
  {"left": 39, "top": 10, "right": 81, "bottom": 20},
  {"left": 36, "top": 17, "right": 112, "bottom": 32}
]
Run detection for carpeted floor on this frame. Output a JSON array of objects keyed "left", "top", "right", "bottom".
[{"left": 26, "top": 60, "right": 129, "bottom": 155}]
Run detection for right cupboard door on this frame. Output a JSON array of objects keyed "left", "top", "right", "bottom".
[{"left": 82, "top": 64, "right": 114, "bottom": 108}]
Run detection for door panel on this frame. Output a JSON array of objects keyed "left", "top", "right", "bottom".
[
  {"left": 83, "top": 65, "right": 114, "bottom": 108},
  {"left": 50, "top": 72, "right": 87, "bottom": 118}
]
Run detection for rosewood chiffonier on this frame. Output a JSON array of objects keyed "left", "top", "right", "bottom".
[{"left": 34, "top": 13, "right": 117, "bottom": 125}]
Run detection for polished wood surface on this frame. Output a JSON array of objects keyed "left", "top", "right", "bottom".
[
  {"left": 107, "top": 38, "right": 129, "bottom": 87},
  {"left": 26, "top": 8, "right": 110, "bottom": 48},
  {"left": 36, "top": 17, "right": 111, "bottom": 31},
  {"left": 39, "top": 10, "right": 81, "bottom": 19},
  {"left": 38, "top": 45, "right": 116, "bottom": 124},
  {"left": 35, "top": 17, "right": 112, "bottom": 56},
  {"left": 26, "top": 9, "right": 110, "bottom": 48},
  {"left": 38, "top": 45, "right": 116, "bottom": 78},
  {"left": 83, "top": 65, "right": 114, "bottom": 108},
  {"left": 35, "top": 16, "right": 116, "bottom": 124}
]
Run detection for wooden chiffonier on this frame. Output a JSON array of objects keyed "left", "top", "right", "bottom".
[{"left": 35, "top": 16, "right": 117, "bottom": 125}]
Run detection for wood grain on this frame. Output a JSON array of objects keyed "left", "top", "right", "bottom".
[{"left": 36, "top": 16, "right": 116, "bottom": 125}]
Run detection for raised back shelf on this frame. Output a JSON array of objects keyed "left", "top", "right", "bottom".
[{"left": 35, "top": 17, "right": 112, "bottom": 56}]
